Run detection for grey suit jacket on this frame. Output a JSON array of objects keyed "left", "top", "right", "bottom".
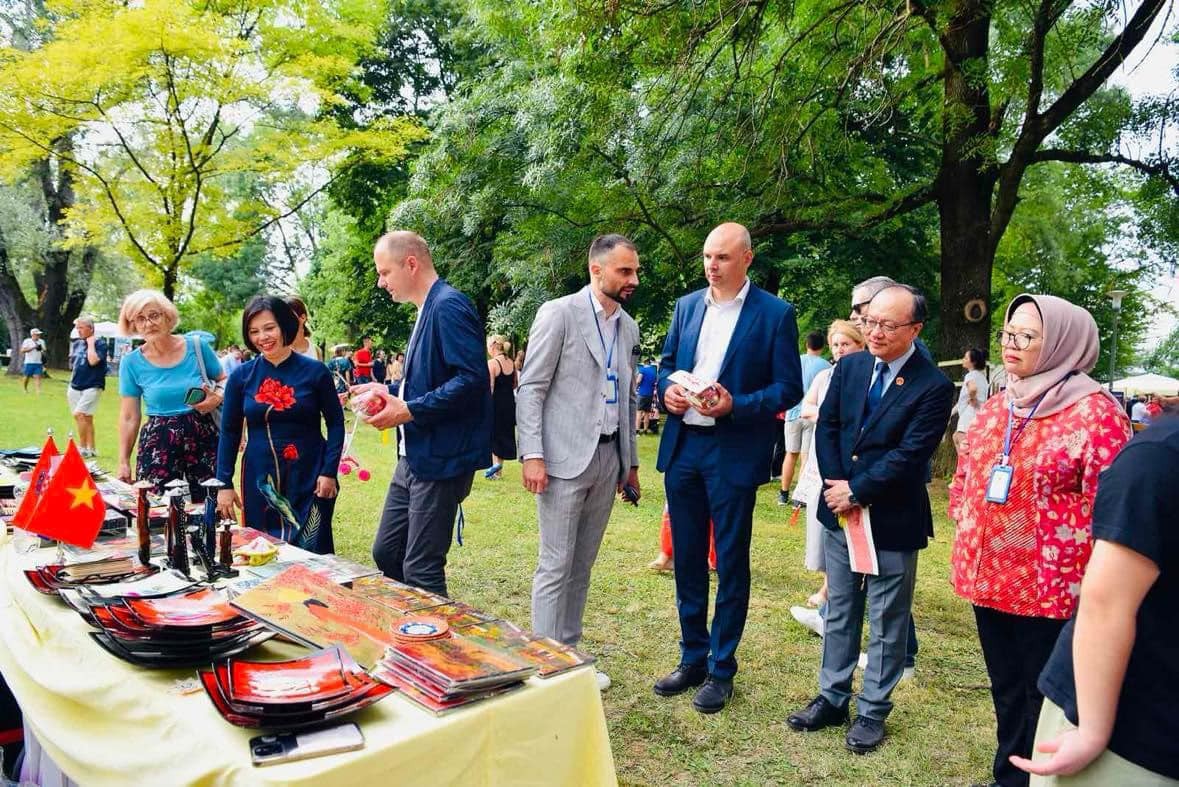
[{"left": 516, "top": 285, "right": 639, "bottom": 481}]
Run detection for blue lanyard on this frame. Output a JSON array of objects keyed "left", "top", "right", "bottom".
[
  {"left": 588, "top": 290, "right": 618, "bottom": 371},
  {"left": 1001, "top": 375, "right": 1071, "bottom": 463}
]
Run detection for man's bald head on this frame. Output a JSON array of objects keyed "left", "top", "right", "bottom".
[
  {"left": 373, "top": 231, "right": 438, "bottom": 306},
  {"left": 375, "top": 231, "right": 433, "bottom": 267},
  {"left": 702, "top": 222, "right": 753, "bottom": 299},
  {"left": 705, "top": 222, "right": 752, "bottom": 253}
]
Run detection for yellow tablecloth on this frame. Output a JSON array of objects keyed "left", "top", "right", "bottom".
[{"left": 0, "top": 544, "right": 616, "bottom": 786}]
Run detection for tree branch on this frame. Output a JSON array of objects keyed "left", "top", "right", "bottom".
[
  {"left": 1038, "top": 0, "right": 1167, "bottom": 135},
  {"left": 188, "top": 173, "right": 341, "bottom": 255},
  {"left": 1031, "top": 148, "right": 1179, "bottom": 195},
  {"left": 753, "top": 180, "right": 939, "bottom": 236}
]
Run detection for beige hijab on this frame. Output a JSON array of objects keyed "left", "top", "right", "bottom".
[{"left": 1003, "top": 293, "right": 1119, "bottom": 418}]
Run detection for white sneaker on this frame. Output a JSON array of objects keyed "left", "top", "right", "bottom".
[
  {"left": 856, "top": 651, "right": 915, "bottom": 680},
  {"left": 595, "top": 670, "right": 611, "bottom": 692},
  {"left": 790, "top": 605, "right": 824, "bottom": 637}
]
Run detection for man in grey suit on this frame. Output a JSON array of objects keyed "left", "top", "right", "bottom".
[{"left": 516, "top": 233, "right": 642, "bottom": 692}]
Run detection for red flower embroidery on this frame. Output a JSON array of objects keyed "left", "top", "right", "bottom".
[
  {"left": 282, "top": 444, "right": 299, "bottom": 462},
  {"left": 255, "top": 378, "right": 296, "bottom": 411}
]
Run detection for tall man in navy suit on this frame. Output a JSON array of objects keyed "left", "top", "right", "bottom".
[
  {"left": 787, "top": 284, "right": 952, "bottom": 753},
  {"left": 653, "top": 222, "right": 803, "bottom": 714},
  {"left": 356, "top": 231, "right": 492, "bottom": 596}
]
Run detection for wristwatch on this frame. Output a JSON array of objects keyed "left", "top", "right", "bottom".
[{"left": 847, "top": 491, "right": 858, "bottom": 506}]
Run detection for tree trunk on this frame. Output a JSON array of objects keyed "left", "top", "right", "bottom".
[
  {"left": 162, "top": 264, "right": 178, "bottom": 301},
  {"left": 935, "top": 0, "right": 996, "bottom": 360},
  {"left": 0, "top": 141, "right": 98, "bottom": 373},
  {"left": 0, "top": 226, "right": 34, "bottom": 377}
]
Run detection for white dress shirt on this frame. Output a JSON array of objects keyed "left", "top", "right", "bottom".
[
  {"left": 683, "top": 278, "right": 751, "bottom": 427},
  {"left": 398, "top": 310, "right": 423, "bottom": 457},
  {"left": 590, "top": 291, "right": 623, "bottom": 436}
]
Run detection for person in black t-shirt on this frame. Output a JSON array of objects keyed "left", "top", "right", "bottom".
[{"left": 1013, "top": 416, "right": 1179, "bottom": 784}]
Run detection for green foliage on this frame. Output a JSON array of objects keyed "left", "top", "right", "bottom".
[
  {"left": 301, "top": 0, "right": 484, "bottom": 348},
  {"left": 993, "top": 163, "right": 1157, "bottom": 379},
  {"left": 381, "top": 0, "right": 1176, "bottom": 359},
  {"left": 1144, "top": 324, "right": 1179, "bottom": 377},
  {"left": 0, "top": 0, "right": 425, "bottom": 296}
]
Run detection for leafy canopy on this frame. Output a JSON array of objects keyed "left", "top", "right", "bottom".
[{"left": 0, "top": 0, "right": 426, "bottom": 293}]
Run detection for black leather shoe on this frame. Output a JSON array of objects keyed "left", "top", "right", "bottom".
[
  {"left": 845, "top": 715, "right": 886, "bottom": 754},
  {"left": 691, "top": 677, "right": 733, "bottom": 714},
  {"left": 653, "top": 664, "right": 708, "bottom": 697},
  {"left": 786, "top": 695, "right": 849, "bottom": 732}
]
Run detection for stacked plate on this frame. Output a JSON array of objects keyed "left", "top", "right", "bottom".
[
  {"left": 24, "top": 560, "right": 157, "bottom": 594},
  {"left": 63, "top": 586, "right": 274, "bottom": 668},
  {"left": 199, "top": 646, "right": 394, "bottom": 729},
  {"left": 392, "top": 615, "right": 449, "bottom": 643}
]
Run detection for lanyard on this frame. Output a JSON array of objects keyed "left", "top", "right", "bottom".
[
  {"left": 588, "top": 290, "right": 618, "bottom": 371},
  {"left": 1001, "top": 375, "right": 1071, "bottom": 464}
]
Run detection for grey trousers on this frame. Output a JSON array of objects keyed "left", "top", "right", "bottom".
[
  {"left": 372, "top": 457, "right": 473, "bottom": 597},
  {"left": 819, "top": 525, "right": 918, "bottom": 721},
  {"left": 531, "top": 442, "right": 620, "bottom": 647}
]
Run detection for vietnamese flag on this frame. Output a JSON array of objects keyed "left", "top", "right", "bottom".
[
  {"left": 23, "top": 441, "right": 105, "bottom": 548},
  {"left": 10, "top": 435, "right": 58, "bottom": 529}
]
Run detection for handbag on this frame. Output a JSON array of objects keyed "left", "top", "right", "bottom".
[{"left": 191, "top": 335, "right": 223, "bottom": 431}]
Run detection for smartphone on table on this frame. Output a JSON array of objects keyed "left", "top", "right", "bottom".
[{"left": 249, "top": 722, "right": 364, "bottom": 766}]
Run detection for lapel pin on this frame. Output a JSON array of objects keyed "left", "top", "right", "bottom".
[{"left": 895, "top": 376, "right": 905, "bottom": 386}]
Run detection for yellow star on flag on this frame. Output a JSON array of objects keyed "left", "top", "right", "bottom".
[{"left": 66, "top": 480, "right": 99, "bottom": 509}]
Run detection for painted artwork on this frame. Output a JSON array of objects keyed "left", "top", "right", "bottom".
[
  {"left": 388, "top": 633, "right": 535, "bottom": 690},
  {"left": 350, "top": 575, "right": 450, "bottom": 613},
  {"left": 230, "top": 564, "right": 403, "bottom": 668},
  {"left": 460, "top": 620, "right": 595, "bottom": 678}
]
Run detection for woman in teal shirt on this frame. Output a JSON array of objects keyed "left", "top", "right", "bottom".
[{"left": 116, "top": 289, "right": 226, "bottom": 500}]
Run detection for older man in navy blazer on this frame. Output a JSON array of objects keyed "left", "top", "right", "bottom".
[
  {"left": 653, "top": 222, "right": 803, "bottom": 714},
  {"left": 787, "top": 284, "right": 952, "bottom": 753},
  {"left": 356, "top": 231, "right": 492, "bottom": 597}
]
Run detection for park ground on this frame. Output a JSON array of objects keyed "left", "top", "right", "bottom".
[{"left": 0, "top": 374, "right": 997, "bottom": 786}]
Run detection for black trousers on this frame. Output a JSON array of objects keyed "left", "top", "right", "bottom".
[
  {"left": 973, "top": 605, "right": 1067, "bottom": 787},
  {"left": 372, "top": 458, "right": 473, "bottom": 596}
]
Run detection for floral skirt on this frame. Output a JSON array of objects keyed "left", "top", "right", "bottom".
[{"left": 136, "top": 411, "right": 219, "bottom": 501}]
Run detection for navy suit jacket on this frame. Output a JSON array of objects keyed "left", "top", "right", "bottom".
[
  {"left": 656, "top": 283, "right": 803, "bottom": 488},
  {"left": 401, "top": 279, "right": 492, "bottom": 481},
  {"left": 814, "top": 348, "right": 954, "bottom": 552}
]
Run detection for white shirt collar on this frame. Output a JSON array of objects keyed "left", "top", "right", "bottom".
[
  {"left": 705, "top": 278, "right": 751, "bottom": 308},
  {"left": 873, "top": 342, "right": 917, "bottom": 379},
  {"left": 587, "top": 286, "right": 622, "bottom": 323}
]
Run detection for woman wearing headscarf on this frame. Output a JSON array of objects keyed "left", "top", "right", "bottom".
[{"left": 949, "top": 294, "right": 1131, "bottom": 787}]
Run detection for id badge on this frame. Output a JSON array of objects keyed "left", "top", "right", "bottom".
[
  {"left": 604, "top": 372, "right": 619, "bottom": 404},
  {"left": 985, "top": 464, "right": 1014, "bottom": 504}
]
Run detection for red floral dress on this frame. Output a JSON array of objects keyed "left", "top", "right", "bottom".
[{"left": 949, "top": 391, "right": 1130, "bottom": 619}]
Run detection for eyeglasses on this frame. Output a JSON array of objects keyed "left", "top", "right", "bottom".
[
  {"left": 995, "top": 329, "right": 1039, "bottom": 350},
  {"left": 850, "top": 300, "right": 872, "bottom": 316},
  {"left": 133, "top": 310, "right": 165, "bottom": 326},
  {"left": 861, "top": 318, "right": 918, "bottom": 334}
]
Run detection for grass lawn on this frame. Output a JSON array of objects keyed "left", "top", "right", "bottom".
[{"left": 0, "top": 372, "right": 997, "bottom": 785}]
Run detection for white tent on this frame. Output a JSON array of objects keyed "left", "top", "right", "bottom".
[{"left": 1112, "top": 373, "right": 1179, "bottom": 396}]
